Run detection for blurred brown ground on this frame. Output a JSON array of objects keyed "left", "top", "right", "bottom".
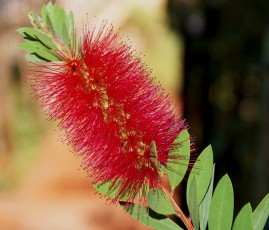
[
  {"left": 0, "top": 0, "right": 183, "bottom": 229},
  {"left": 0, "top": 130, "right": 151, "bottom": 230}
]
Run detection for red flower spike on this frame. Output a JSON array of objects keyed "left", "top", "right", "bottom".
[{"left": 27, "top": 22, "right": 189, "bottom": 204}]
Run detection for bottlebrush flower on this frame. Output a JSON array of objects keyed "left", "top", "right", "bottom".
[{"left": 19, "top": 6, "right": 189, "bottom": 204}]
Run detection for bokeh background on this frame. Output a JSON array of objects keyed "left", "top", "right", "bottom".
[{"left": 0, "top": 0, "right": 268, "bottom": 229}]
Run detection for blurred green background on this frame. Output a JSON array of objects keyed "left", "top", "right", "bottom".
[{"left": 0, "top": 0, "right": 268, "bottom": 229}]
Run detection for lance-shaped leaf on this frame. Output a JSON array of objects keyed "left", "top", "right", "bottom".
[
  {"left": 150, "top": 141, "right": 159, "bottom": 168},
  {"left": 45, "top": 1, "right": 53, "bottom": 12},
  {"left": 208, "top": 174, "right": 234, "bottom": 230},
  {"left": 68, "top": 11, "right": 74, "bottom": 37},
  {"left": 150, "top": 141, "right": 166, "bottom": 175},
  {"left": 187, "top": 145, "right": 213, "bottom": 205},
  {"left": 94, "top": 181, "right": 118, "bottom": 199},
  {"left": 25, "top": 53, "right": 45, "bottom": 62},
  {"left": 94, "top": 181, "right": 130, "bottom": 201},
  {"left": 147, "top": 188, "right": 175, "bottom": 215},
  {"left": 167, "top": 130, "right": 190, "bottom": 191},
  {"left": 94, "top": 180, "right": 149, "bottom": 201},
  {"left": 50, "top": 4, "right": 69, "bottom": 45},
  {"left": 187, "top": 176, "right": 199, "bottom": 230},
  {"left": 28, "top": 12, "right": 43, "bottom": 29},
  {"left": 17, "top": 27, "right": 57, "bottom": 51},
  {"left": 61, "top": 21, "right": 71, "bottom": 48},
  {"left": 232, "top": 203, "right": 253, "bottom": 230},
  {"left": 199, "top": 164, "right": 215, "bottom": 230},
  {"left": 19, "top": 41, "right": 60, "bottom": 61},
  {"left": 41, "top": 4, "right": 49, "bottom": 21},
  {"left": 19, "top": 41, "right": 44, "bottom": 53},
  {"left": 67, "top": 11, "right": 78, "bottom": 53},
  {"left": 253, "top": 193, "right": 269, "bottom": 230},
  {"left": 123, "top": 203, "right": 183, "bottom": 230},
  {"left": 33, "top": 49, "right": 60, "bottom": 61},
  {"left": 45, "top": 14, "right": 56, "bottom": 38}
]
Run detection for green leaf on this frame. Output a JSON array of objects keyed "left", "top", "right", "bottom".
[
  {"left": 48, "top": 4, "right": 72, "bottom": 51},
  {"left": 17, "top": 27, "right": 57, "bottom": 50},
  {"left": 45, "top": 14, "right": 56, "bottom": 38},
  {"left": 167, "top": 130, "right": 190, "bottom": 190},
  {"left": 62, "top": 21, "right": 70, "bottom": 48},
  {"left": 208, "top": 174, "right": 234, "bottom": 230},
  {"left": 253, "top": 193, "right": 269, "bottom": 230},
  {"left": 41, "top": 4, "right": 49, "bottom": 21},
  {"left": 51, "top": 5, "right": 68, "bottom": 40},
  {"left": 51, "top": 4, "right": 61, "bottom": 21},
  {"left": 28, "top": 12, "right": 42, "bottom": 29},
  {"left": 19, "top": 40, "right": 60, "bottom": 62},
  {"left": 187, "top": 176, "right": 199, "bottom": 230},
  {"left": 94, "top": 181, "right": 119, "bottom": 199},
  {"left": 50, "top": 4, "right": 61, "bottom": 32},
  {"left": 199, "top": 164, "right": 215, "bottom": 230},
  {"left": 232, "top": 203, "right": 253, "bottom": 230},
  {"left": 74, "top": 34, "right": 79, "bottom": 54},
  {"left": 150, "top": 141, "right": 159, "bottom": 168},
  {"left": 187, "top": 145, "right": 213, "bottom": 205},
  {"left": 149, "top": 141, "right": 166, "bottom": 175},
  {"left": 19, "top": 41, "right": 43, "bottom": 52},
  {"left": 46, "top": 1, "right": 54, "bottom": 12},
  {"left": 94, "top": 181, "right": 149, "bottom": 201},
  {"left": 68, "top": 11, "right": 74, "bottom": 37},
  {"left": 124, "top": 203, "right": 183, "bottom": 230},
  {"left": 147, "top": 189, "right": 175, "bottom": 215},
  {"left": 34, "top": 49, "right": 60, "bottom": 61},
  {"left": 25, "top": 53, "right": 45, "bottom": 62},
  {"left": 68, "top": 11, "right": 77, "bottom": 53}
]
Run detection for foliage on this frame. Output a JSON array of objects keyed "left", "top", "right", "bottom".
[{"left": 125, "top": 135, "right": 269, "bottom": 230}]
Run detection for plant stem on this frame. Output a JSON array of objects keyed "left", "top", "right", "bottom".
[{"left": 158, "top": 181, "right": 194, "bottom": 230}]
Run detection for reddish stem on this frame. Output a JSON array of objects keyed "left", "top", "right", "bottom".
[{"left": 158, "top": 182, "right": 194, "bottom": 230}]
